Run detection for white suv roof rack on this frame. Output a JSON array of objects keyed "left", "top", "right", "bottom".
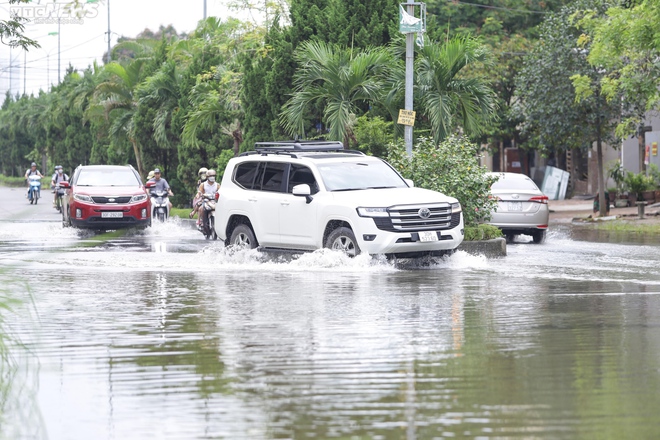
[
  {"left": 241, "top": 140, "right": 365, "bottom": 157},
  {"left": 253, "top": 140, "right": 344, "bottom": 152}
]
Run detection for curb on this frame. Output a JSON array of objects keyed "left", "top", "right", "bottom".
[{"left": 457, "top": 237, "right": 507, "bottom": 258}]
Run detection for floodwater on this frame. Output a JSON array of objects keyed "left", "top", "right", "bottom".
[{"left": 1, "top": 219, "right": 659, "bottom": 439}]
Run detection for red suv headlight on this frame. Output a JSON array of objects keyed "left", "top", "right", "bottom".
[
  {"left": 130, "top": 194, "right": 148, "bottom": 203},
  {"left": 73, "top": 193, "right": 93, "bottom": 203}
]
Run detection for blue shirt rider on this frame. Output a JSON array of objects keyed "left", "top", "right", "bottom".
[{"left": 147, "top": 168, "right": 173, "bottom": 208}]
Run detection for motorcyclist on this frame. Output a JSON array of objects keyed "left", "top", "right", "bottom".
[
  {"left": 147, "top": 168, "right": 173, "bottom": 209},
  {"left": 24, "top": 162, "right": 43, "bottom": 198},
  {"left": 51, "top": 165, "right": 69, "bottom": 208},
  {"left": 196, "top": 169, "right": 220, "bottom": 228},
  {"left": 189, "top": 167, "right": 208, "bottom": 220}
]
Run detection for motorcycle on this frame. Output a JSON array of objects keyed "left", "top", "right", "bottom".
[
  {"left": 150, "top": 190, "right": 170, "bottom": 222},
  {"left": 27, "top": 175, "right": 41, "bottom": 204},
  {"left": 54, "top": 183, "right": 66, "bottom": 212},
  {"left": 198, "top": 192, "right": 218, "bottom": 240}
]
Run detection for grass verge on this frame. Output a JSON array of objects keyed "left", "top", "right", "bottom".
[
  {"left": 464, "top": 224, "right": 503, "bottom": 241},
  {"left": 169, "top": 207, "right": 191, "bottom": 219},
  {"left": 0, "top": 175, "right": 26, "bottom": 187},
  {"left": 594, "top": 220, "right": 660, "bottom": 234}
]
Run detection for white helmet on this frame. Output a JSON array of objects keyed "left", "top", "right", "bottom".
[{"left": 198, "top": 167, "right": 208, "bottom": 176}]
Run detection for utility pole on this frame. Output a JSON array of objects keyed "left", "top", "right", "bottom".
[
  {"left": 404, "top": 0, "right": 414, "bottom": 157},
  {"left": 9, "top": 46, "right": 12, "bottom": 95},
  {"left": 107, "top": 0, "right": 111, "bottom": 63},
  {"left": 58, "top": 17, "right": 61, "bottom": 83},
  {"left": 399, "top": 1, "right": 425, "bottom": 156},
  {"left": 23, "top": 49, "right": 26, "bottom": 95},
  {"left": 203, "top": 0, "right": 207, "bottom": 19}
]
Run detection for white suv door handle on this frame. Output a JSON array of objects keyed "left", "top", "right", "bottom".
[
  {"left": 281, "top": 200, "right": 290, "bottom": 206},
  {"left": 248, "top": 197, "right": 258, "bottom": 202}
]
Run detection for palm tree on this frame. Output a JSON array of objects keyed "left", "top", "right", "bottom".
[
  {"left": 414, "top": 36, "right": 497, "bottom": 143},
  {"left": 91, "top": 59, "right": 147, "bottom": 175},
  {"left": 182, "top": 64, "right": 244, "bottom": 154},
  {"left": 280, "top": 41, "right": 391, "bottom": 146},
  {"left": 137, "top": 60, "right": 180, "bottom": 149}
]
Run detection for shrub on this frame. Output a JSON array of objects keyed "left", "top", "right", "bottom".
[
  {"left": 352, "top": 115, "right": 393, "bottom": 158},
  {"left": 623, "top": 171, "right": 654, "bottom": 199},
  {"left": 464, "top": 224, "right": 503, "bottom": 241},
  {"left": 387, "top": 136, "right": 497, "bottom": 227}
]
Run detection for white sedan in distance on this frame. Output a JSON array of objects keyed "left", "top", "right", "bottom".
[{"left": 487, "top": 172, "right": 549, "bottom": 243}]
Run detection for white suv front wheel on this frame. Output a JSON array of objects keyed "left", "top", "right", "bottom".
[
  {"left": 230, "top": 224, "right": 258, "bottom": 249},
  {"left": 325, "top": 227, "right": 360, "bottom": 257}
]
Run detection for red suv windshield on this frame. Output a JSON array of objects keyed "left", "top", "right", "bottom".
[{"left": 76, "top": 168, "right": 141, "bottom": 186}]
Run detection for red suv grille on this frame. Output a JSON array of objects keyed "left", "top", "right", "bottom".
[{"left": 91, "top": 196, "right": 132, "bottom": 204}]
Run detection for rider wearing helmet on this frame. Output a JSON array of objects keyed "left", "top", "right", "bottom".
[
  {"left": 24, "top": 162, "right": 43, "bottom": 197},
  {"left": 195, "top": 169, "right": 220, "bottom": 227},
  {"left": 51, "top": 165, "right": 69, "bottom": 208},
  {"left": 148, "top": 168, "right": 174, "bottom": 209},
  {"left": 189, "top": 167, "right": 209, "bottom": 220}
]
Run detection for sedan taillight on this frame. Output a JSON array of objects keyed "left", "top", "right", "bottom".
[{"left": 529, "top": 195, "right": 549, "bottom": 204}]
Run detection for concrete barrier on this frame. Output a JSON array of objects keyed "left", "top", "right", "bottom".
[{"left": 457, "top": 237, "right": 507, "bottom": 258}]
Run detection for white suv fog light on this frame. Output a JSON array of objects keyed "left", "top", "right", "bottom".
[
  {"left": 362, "top": 234, "right": 377, "bottom": 241},
  {"left": 76, "top": 209, "right": 82, "bottom": 218}
]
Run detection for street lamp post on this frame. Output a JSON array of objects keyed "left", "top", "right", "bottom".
[
  {"left": 58, "top": 17, "right": 61, "bottom": 83},
  {"left": 106, "top": 0, "right": 111, "bottom": 63}
]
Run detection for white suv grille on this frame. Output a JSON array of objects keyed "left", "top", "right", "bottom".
[{"left": 373, "top": 204, "right": 460, "bottom": 232}]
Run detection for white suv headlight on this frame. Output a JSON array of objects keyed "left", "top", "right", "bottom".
[
  {"left": 357, "top": 207, "right": 389, "bottom": 218},
  {"left": 451, "top": 202, "right": 461, "bottom": 213},
  {"left": 73, "top": 193, "right": 93, "bottom": 203},
  {"left": 130, "top": 194, "right": 147, "bottom": 203}
]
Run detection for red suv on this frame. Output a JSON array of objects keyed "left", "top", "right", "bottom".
[{"left": 60, "top": 165, "right": 151, "bottom": 230}]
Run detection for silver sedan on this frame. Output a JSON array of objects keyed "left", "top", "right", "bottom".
[{"left": 487, "top": 172, "right": 550, "bottom": 243}]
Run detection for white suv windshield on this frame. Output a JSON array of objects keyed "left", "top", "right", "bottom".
[{"left": 317, "top": 160, "right": 408, "bottom": 191}]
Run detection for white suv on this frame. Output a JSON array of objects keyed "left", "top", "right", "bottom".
[{"left": 215, "top": 141, "right": 464, "bottom": 257}]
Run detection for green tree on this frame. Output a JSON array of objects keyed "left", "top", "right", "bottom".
[
  {"left": 577, "top": 0, "right": 660, "bottom": 173},
  {"left": 0, "top": 0, "right": 39, "bottom": 49},
  {"left": 280, "top": 41, "right": 391, "bottom": 146},
  {"left": 515, "top": 0, "right": 619, "bottom": 216},
  {"left": 242, "top": 0, "right": 400, "bottom": 145}
]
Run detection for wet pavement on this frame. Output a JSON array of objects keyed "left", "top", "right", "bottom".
[{"left": 1, "top": 187, "right": 659, "bottom": 439}]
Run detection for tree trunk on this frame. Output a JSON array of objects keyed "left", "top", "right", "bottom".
[
  {"left": 638, "top": 133, "right": 645, "bottom": 174},
  {"left": 130, "top": 137, "right": 144, "bottom": 177},
  {"left": 596, "top": 131, "right": 607, "bottom": 217},
  {"left": 232, "top": 124, "right": 243, "bottom": 157}
]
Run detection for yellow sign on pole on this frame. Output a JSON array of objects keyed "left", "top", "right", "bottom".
[{"left": 398, "top": 109, "right": 416, "bottom": 126}]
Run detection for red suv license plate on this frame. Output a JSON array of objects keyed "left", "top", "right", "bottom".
[{"left": 101, "top": 212, "right": 123, "bottom": 218}]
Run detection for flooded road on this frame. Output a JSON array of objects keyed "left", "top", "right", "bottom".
[{"left": 1, "top": 186, "right": 660, "bottom": 439}]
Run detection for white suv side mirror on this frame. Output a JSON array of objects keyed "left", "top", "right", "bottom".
[
  {"left": 292, "top": 184, "right": 313, "bottom": 204},
  {"left": 292, "top": 184, "right": 311, "bottom": 196},
  {"left": 404, "top": 178, "right": 415, "bottom": 187}
]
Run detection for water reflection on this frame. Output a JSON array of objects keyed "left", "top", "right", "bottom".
[{"left": 0, "top": 224, "right": 659, "bottom": 439}]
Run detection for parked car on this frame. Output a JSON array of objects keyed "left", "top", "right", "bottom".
[
  {"left": 486, "top": 172, "right": 549, "bottom": 243},
  {"left": 215, "top": 140, "right": 464, "bottom": 258},
  {"left": 60, "top": 165, "right": 151, "bottom": 230}
]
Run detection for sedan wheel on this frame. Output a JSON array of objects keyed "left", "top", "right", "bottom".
[{"left": 532, "top": 229, "right": 547, "bottom": 244}]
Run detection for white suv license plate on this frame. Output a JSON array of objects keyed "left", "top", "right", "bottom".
[
  {"left": 101, "top": 212, "right": 123, "bottom": 218},
  {"left": 418, "top": 231, "right": 438, "bottom": 242}
]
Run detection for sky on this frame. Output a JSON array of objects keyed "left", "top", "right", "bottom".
[{"left": 0, "top": 0, "right": 251, "bottom": 98}]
